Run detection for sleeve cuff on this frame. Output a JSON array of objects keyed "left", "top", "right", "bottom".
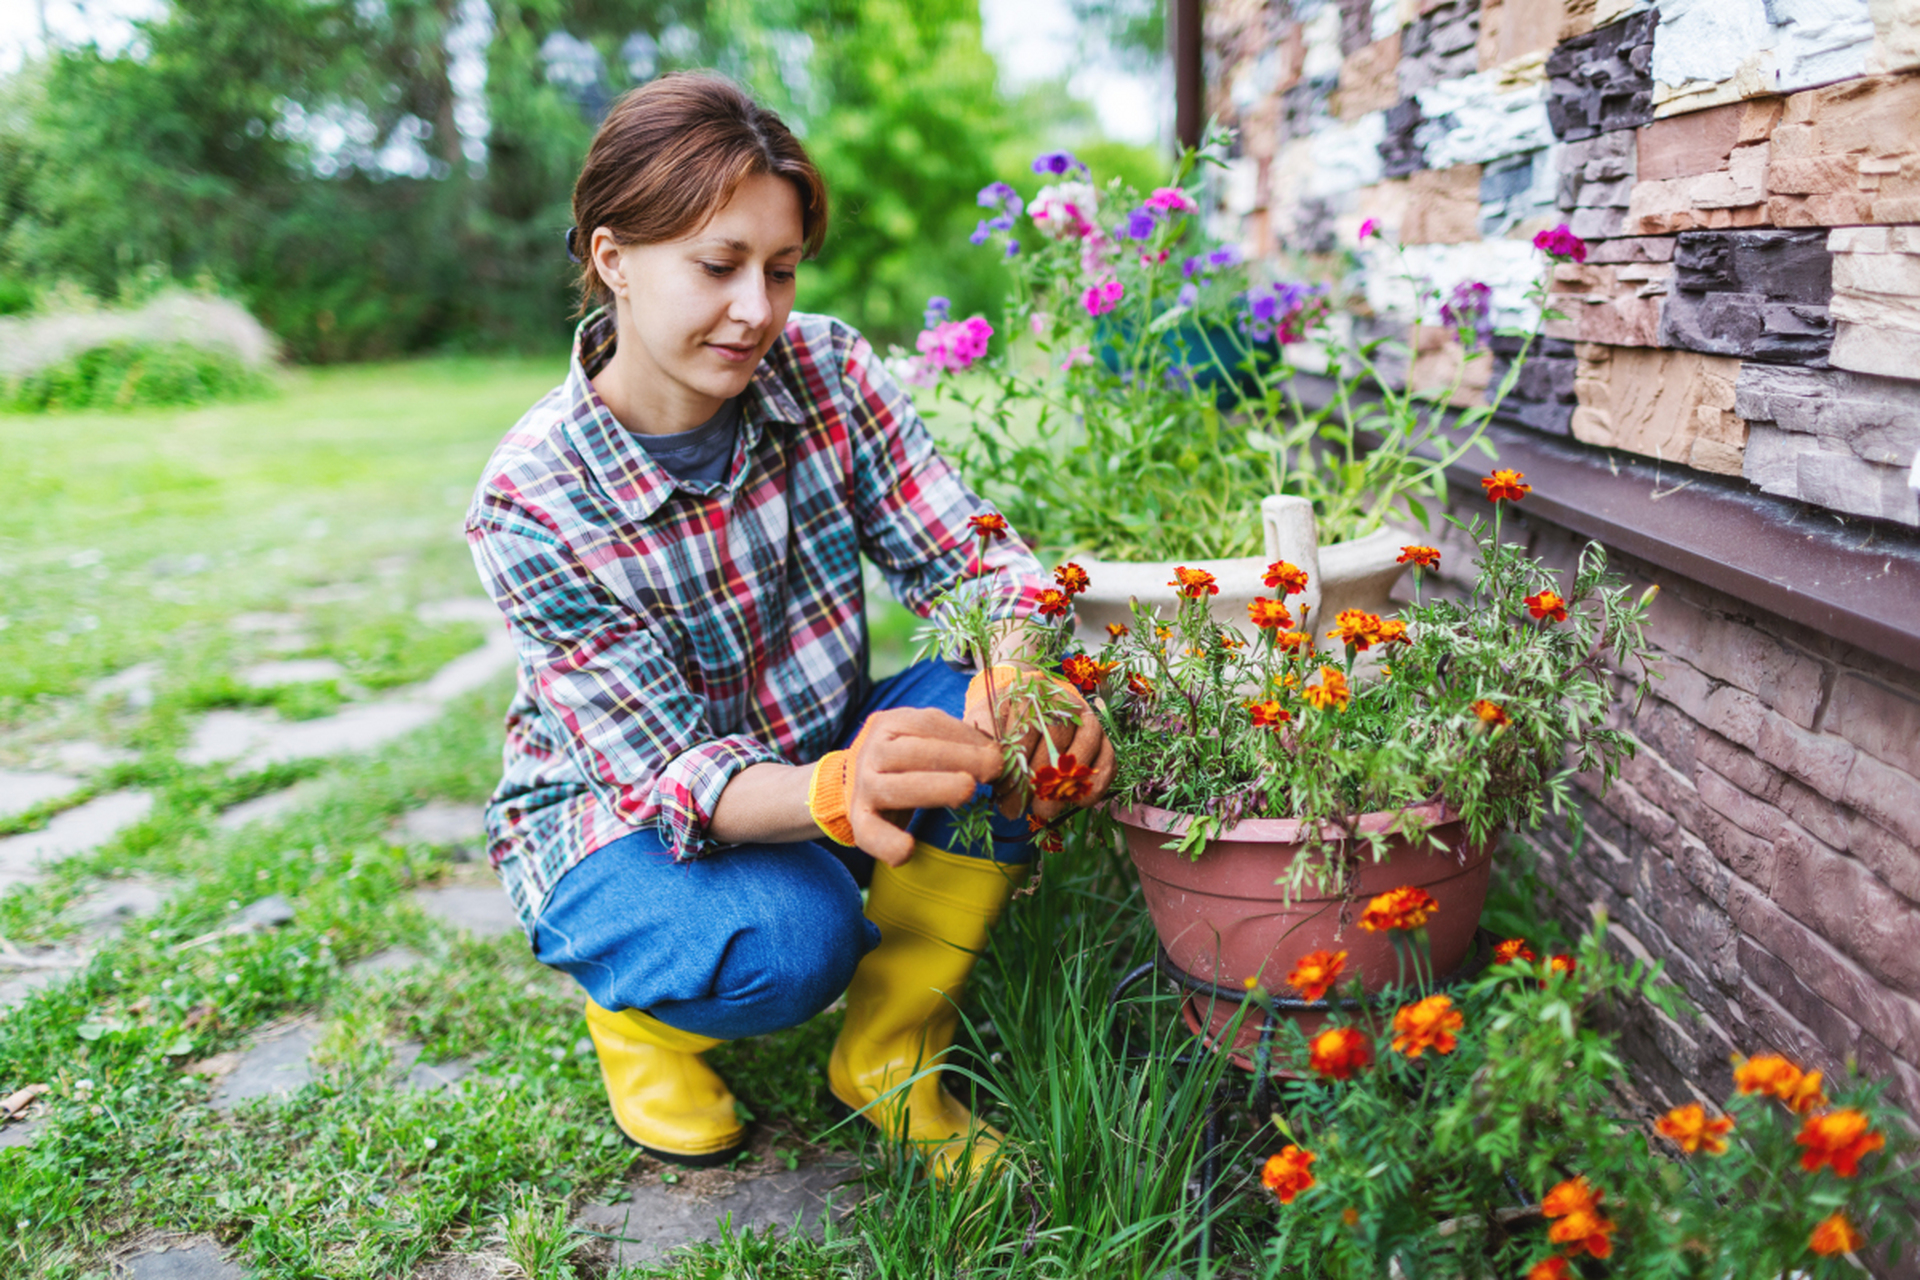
[{"left": 648, "top": 735, "right": 787, "bottom": 861}]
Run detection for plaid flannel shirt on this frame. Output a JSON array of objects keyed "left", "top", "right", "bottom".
[{"left": 467, "top": 310, "right": 1048, "bottom": 936}]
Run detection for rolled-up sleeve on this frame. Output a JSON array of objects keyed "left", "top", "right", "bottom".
[
  {"left": 469, "top": 515, "right": 784, "bottom": 860},
  {"left": 836, "top": 328, "right": 1051, "bottom": 621}
]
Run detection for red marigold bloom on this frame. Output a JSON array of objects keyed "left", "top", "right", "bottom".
[
  {"left": 1525, "top": 1258, "right": 1572, "bottom": 1280},
  {"left": 1217, "top": 632, "right": 1245, "bottom": 653},
  {"left": 1247, "top": 699, "right": 1290, "bottom": 729},
  {"left": 1733, "top": 1053, "right": 1828, "bottom": 1114},
  {"left": 1248, "top": 598, "right": 1294, "bottom": 630},
  {"left": 1055, "top": 562, "right": 1091, "bottom": 595},
  {"left": 1541, "top": 954, "right": 1577, "bottom": 990},
  {"left": 1261, "top": 1146, "right": 1316, "bottom": 1204},
  {"left": 1060, "top": 653, "right": 1109, "bottom": 694},
  {"left": 1304, "top": 666, "right": 1351, "bottom": 712},
  {"left": 1493, "top": 937, "right": 1535, "bottom": 965},
  {"left": 1374, "top": 618, "right": 1410, "bottom": 647},
  {"left": 1329, "top": 609, "right": 1386, "bottom": 651},
  {"left": 1525, "top": 589, "right": 1569, "bottom": 623},
  {"left": 1309, "top": 1026, "right": 1374, "bottom": 1081},
  {"left": 1264, "top": 560, "right": 1310, "bottom": 596},
  {"left": 1025, "top": 813, "right": 1064, "bottom": 855},
  {"left": 1030, "top": 754, "right": 1095, "bottom": 804},
  {"left": 968, "top": 512, "right": 1009, "bottom": 540},
  {"left": 1796, "top": 1109, "right": 1885, "bottom": 1177},
  {"left": 1541, "top": 1176, "right": 1599, "bottom": 1220},
  {"left": 1035, "top": 588, "right": 1072, "bottom": 620},
  {"left": 1542, "top": 1177, "right": 1616, "bottom": 1259},
  {"left": 1398, "top": 545, "right": 1441, "bottom": 570},
  {"left": 1471, "top": 699, "right": 1509, "bottom": 727},
  {"left": 1126, "top": 673, "right": 1155, "bottom": 700},
  {"left": 1810, "top": 1211, "right": 1864, "bottom": 1257},
  {"left": 1275, "top": 629, "right": 1313, "bottom": 655},
  {"left": 1359, "top": 885, "right": 1438, "bottom": 933},
  {"left": 1286, "top": 949, "right": 1347, "bottom": 1002},
  {"left": 1482, "top": 469, "right": 1531, "bottom": 503},
  {"left": 1106, "top": 622, "right": 1129, "bottom": 640},
  {"left": 1656, "top": 1102, "right": 1734, "bottom": 1156},
  {"left": 1169, "top": 566, "right": 1220, "bottom": 598},
  {"left": 1390, "top": 994, "right": 1463, "bottom": 1058}
]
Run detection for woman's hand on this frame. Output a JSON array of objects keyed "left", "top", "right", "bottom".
[
  {"left": 809, "top": 708, "right": 1005, "bottom": 867},
  {"left": 963, "top": 665, "right": 1116, "bottom": 822}
]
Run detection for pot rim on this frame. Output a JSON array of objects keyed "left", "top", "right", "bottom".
[{"left": 1109, "top": 797, "right": 1460, "bottom": 845}]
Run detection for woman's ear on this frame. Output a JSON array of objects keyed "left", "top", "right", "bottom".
[{"left": 589, "top": 227, "right": 627, "bottom": 301}]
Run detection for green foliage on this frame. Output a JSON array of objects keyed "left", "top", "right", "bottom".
[{"left": 3, "top": 340, "right": 270, "bottom": 413}]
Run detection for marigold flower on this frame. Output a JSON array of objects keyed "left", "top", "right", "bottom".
[
  {"left": 1025, "top": 813, "right": 1064, "bottom": 855},
  {"left": 1493, "top": 937, "right": 1535, "bottom": 965},
  {"left": 1778, "top": 1069, "right": 1828, "bottom": 1114},
  {"left": 1055, "top": 562, "right": 1090, "bottom": 595},
  {"left": 1168, "top": 566, "right": 1219, "bottom": 598},
  {"left": 1398, "top": 545, "right": 1441, "bottom": 570},
  {"left": 1810, "top": 1211, "right": 1864, "bottom": 1257},
  {"left": 1329, "top": 609, "right": 1386, "bottom": 651},
  {"left": 1525, "top": 589, "right": 1569, "bottom": 623},
  {"left": 1472, "top": 699, "right": 1510, "bottom": 727},
  {"left": 1264, "top": 560, "right": 1310, "bottom": 596},
  {"left": 1543, "top": 954, "right": 1577, "bottom": 987},
  {"left": 1374, "top": 618, "right": 1409, "bottom": 647},
  {"left": 1656, "top": 1102, "right": 1734, "bottom": 1156},
  {"left": 1341, "top": 1207, "right": 1360, "bottom": 1228},
  {"left": 1106, "top": 623, "right": 1128, "bottom": 640},
  {"left": 1247, "top": 699, "right": 1290, "bottom": 730},
  {"left": 1217, "top": 632, "right": 1245, "bottom": 653},
  {"left": 968, "top": 512, "right": 1009, "bottom": 540},
  {"left": 1391, "top": 994, "right": 1463, "bottom": 1058},
  {"left": 1035, "top": 588, "right": 1072, "bottom": 620},
  {"left": 1359, "top": 885, "right": 1438, "bottom": 933},
  {"left": 1482, "top": 469, "right": 1531, "bottom": 503},
  {"left": 1030, "top": 754, "right": 1095, "bottom": 805},
  {"left": 1261, "top": 1146, "right": 1315, "bottom": 1204},
  {"left": 1126, "top": 673, "right": 1154, "bottom": 700},
  {"left": 1541, "top": 1176, "right": 1599, "bottom": 1220},
  {"left": 1309, "top": 1026, "right": 1374, "bottom": 1081},
  {"left": 1524, "top": 1258, "right": 1572, "bottom": 1280},
  {"left": 1542, "top": 1177, "right": 1615, "bottom": 1259},
  {"left": 1304, "top": 667, "right": 1350, "bottom": 712},
  {"left": 1060, "top": 653, "right": 1109, "bottom": 694},
  {"left": 1275, "top": 630, "right": 1313, "bottom": 655},
  {"left": 1796, "top": 1109, "right": 1885, "bottom": 1177},
  {"left": 1286, "top": 949, "right": 1347, "bottom": 1002},
  {"left": 1248, "top": 598, "right": 1294, "bottom": 630}
]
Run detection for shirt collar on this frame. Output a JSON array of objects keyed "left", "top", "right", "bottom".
[{"left": 562, "top": 309, "right": 806, "bottom": 520}]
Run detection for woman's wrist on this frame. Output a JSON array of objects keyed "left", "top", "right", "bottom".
[{"left": 707, "top": 761, "right": 823, "bottom": 846}]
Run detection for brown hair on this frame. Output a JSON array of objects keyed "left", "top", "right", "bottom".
[{"left": 570, "top": 73, "right": 829, "bottom": 312}]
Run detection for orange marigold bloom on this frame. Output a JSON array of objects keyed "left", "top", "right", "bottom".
[
  {"left": 1170, "top": 566, "right": 1220, "bottom": 598},
  {"left": 1796, "top": 1109, "right": 1885, "bottom": 1177},
  {"left": 1548, "top": 954, "right": 1577, "bottom": 978},
  {"left": 1036, "top": 588, "right": 1072, "bottom": 620},
  {"left": 1304, "top": 667, "right": 1351, "bottom": 712},
  {"left": 1030, "top": 754, "right": 1095, "bottom": 805},
  {"left": 1264, "top": 560, "right": 1310, "bottom": 596},
  {"left": 1275, "top": 630, "right": 1314, "bottom": 655},
  {"left": 1217, "top": 632, "right": 1245, "bottom": 652},
  {"left": 1054, "top": 562, "right": 1090, "bottom": 595},
  {"left": 1125, "top": 673, "right": 1155, "bottom": 700},
  {"left": 1732, "top": 1053, "right": 1826, "bottom": 1112},
  {"left": 968, "top": 512, "right": 1009, "bottom": 540},
  {"left": 1309, "top": 1026, "right": 1375, "bottom": 1081},
  {"left": 1375, "top": 618, "right": 1410, "bottom": 647},
  {"left": 1656, "top": 1102, "right": 1734, "bottom": 1156},
  {"left": 1482, "top": 469, "right": 1531, "bottom": 503},
  {"left": 1493, "top": 937, "right": 1535, "bottom": 965},
  {"left": 1541, "top": 1176, "right": 1599, "bottom": 1220},
  {"left": 1025, "top": 813, "right": 1064, "bottom": 855},
  {"left": 1261, "top": 1146, "right": 1316, "bottom": 1204},
  {"left": 1525, "top": 589, "right": 1569, "bottom": 623},
  {"left": 1060, "top": 653, "right": 1110, "bottom": 694},
  {"left": 1248, "top": 597, "right": 1294, "bottom": 630},
  {"left": 1329, "top": 609, "right": 1386, "bottom": 651},
  {"left": 1810, "top": 1211, "right": 1864, "bottom": 1257},
  {"left": 1341, "top": 1207, "right": 1359, "bottom": 1228},
  {"left": 1247, "top": 699, "right": 1290, "bottom": 730},
  {"left": 1391, "top": 994, "right": 1463, "bottom": 1058},
  {"left": 1779, "top": 1069, "right": 1829, "bottom": 1115},
  {"left": 1286, "top": 949, "right": 1347, "bottom": 1003},
  {"left": 1471, "top": 699, "right": 1510, "bottom": 727},
  {"left": 1398, "top": 545, "right": 1441, "bottom": 570},
  {"left": 1524, "top": 1258, "right": 1572, "bottom": 1280},
  {"left": 1106, "top": 623, "right": 1129, "bottom": 640},
  {"left": 1542, "top": 1177, "right": 1616, "bottom": 1259},
  {"left": 1359, "top": 885, "right": 1438, "bottom": 933}
]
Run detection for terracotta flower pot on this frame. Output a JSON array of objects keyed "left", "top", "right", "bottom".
[{"left": 1113, "top": 800, "right": 1494, "bottom": 1055}]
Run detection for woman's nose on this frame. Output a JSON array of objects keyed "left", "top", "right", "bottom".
[{"left": 729, "top": 276, "right": 772, "bottom": 329}]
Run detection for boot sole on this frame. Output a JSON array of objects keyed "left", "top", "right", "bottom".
[{"left": 613, "top": 1121, "right": 750, "bottom": 1169}]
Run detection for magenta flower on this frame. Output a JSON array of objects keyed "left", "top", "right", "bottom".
[
  {"left": 1532, "top": 224, "right": 1588, "bottom": 263},
  {"left": 916, "top": 316, "right": 994, "bottom": 372},
  {"left": 1439, "top": 281, "right": 1493, "bottom": 351},
  {"left": 1358, "top": 217, "right": 1379, "bottom": 242},
  {"left": 1082, "top": 280, "right": 1124, "bottom": 317},
  {"left": 1059, "top": 344, "right": 1093, "bottom": 371},
  {"left": 1145, "top": 187, "right": 1198, "bottom": 214}
]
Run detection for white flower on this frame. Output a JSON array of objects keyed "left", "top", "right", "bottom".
[{"left": 1031, "top": 182, "right": 1099, "bottom": 239}]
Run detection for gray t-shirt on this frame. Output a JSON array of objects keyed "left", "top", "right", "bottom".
[{"left": 636, "top": 397, "right": 741, "bottom": 487}]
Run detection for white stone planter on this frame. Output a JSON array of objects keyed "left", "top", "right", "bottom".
[{"left": 1072, "top": 496, "right": 1411, "bottom": 660}]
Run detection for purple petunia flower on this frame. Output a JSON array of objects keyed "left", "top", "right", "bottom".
[
  {"left": 1439, "top": 281, "right": 1494, "bottom": 351},
  {"left": 1006, "top": 239, "right": 1021, "bottom": 257},
  {"left": 970, "top": 220, "right": 992, "bottom": 246},
  {"left": 1208, "top": 246, "right": 1243, "bottom": 269},
  {"left": 923, "top": 296, "right": 952, "bottom": 329},
  {"left": 1177, "top": 283, "right": 1199, "bottom": 308},
  {"left": 1182, "top": 255, "right": 1205, "bottom": 279},
  {"left": 1126, "top": 208, "right": 1157, "bottom": 241},
  {"left": 1032, "top": 151, "right": 1087, "bottom": 175},
  {"left": 988, "top": 213, "right": 1015, "bottom": 232},
  {"left": 978, "top": 181, "right": 1017, "bottom": 208}
]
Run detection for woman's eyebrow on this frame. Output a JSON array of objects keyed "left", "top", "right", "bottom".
[{"left": 696, "top": 237, "right": 804, "bottom": 256}]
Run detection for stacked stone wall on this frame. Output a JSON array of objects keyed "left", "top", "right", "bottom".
[{"left": 1206, "top": 0, "right": 1920, "bottom": 1175}]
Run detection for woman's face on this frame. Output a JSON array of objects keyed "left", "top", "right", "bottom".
[{"left": 591, "top": 172, "right": 805, "bottom": 418}]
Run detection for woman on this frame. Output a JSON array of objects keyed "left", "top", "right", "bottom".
[{"left": 467, "top": 72, "right": 1114, "bottom": 1183}]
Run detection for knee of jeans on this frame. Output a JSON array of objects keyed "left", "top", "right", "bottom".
[{"left": 720, "top": 900, "right": 876, "bottom": 1036}]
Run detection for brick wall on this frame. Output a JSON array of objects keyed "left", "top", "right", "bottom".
[{"left": 1207, "top": 0, "right": 1920, "bottom": 1147}]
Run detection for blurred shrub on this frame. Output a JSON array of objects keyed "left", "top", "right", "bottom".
[{"left": 4, "top": 340, "right": 271, "bottom": 413}]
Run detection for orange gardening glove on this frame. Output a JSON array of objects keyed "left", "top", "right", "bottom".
[
  {"left": 963, "top": 664, "right": 1117, "bottom": 822},
  {"left": 807, "top": 707, "right": 1006, "bottom": 867}
]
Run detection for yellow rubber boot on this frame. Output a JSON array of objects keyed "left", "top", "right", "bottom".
[
  {"left": 584, "top": 999, "right": 747, "bottom": 1166},
  {"left": 829, "top": 842, "right": 1024, "bottom": 1184}
]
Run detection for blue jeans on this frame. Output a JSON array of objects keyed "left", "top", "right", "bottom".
[{"left": 533, "top": 659, "right": 1031, "bottom": 1041}]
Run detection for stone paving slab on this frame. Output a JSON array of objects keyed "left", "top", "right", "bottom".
[
  {"left": 392, "top": 802, "right": 486, "bottom": 850},
  {"left": 238, "top": 658, "right": 346, "bottom": 688},
  {"left": 390, "top": 1041, "right": 480, "bottom": 1093},
  {"left": 0, "top": 768, "right": 83, "bottom": 820},
  {"left": 0, "top": 791, "right": 154, "bottom": 894},
  {"left": 413, "top": 886, "right": 519, "bottom": 939},
  {"left": 119, "top": 1238, "right": 250, "bottom": 1278},
  {"left": 574, "top": 1165, "right": 858, "bottom": 1268},
  {"left": 348, "top": 946, "right": 425, "bottom": 979},
  {"left": 215, "top": 781, "right": 325, "bottom": 831},
  {"left": 210, "top": 1023, "right": 321, "bottom": 1112}
]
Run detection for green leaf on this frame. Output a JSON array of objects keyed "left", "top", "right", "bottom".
[
  {"left": 1147, "top": 305, "right": 1191, "bottom": 335},
  {"left": 77, "top": 1018, "right": 128, "bottom": 1041},
  {"left": 1247, "top": 430, "right": 1286, "bottom": 453},
  {"left": 162, "top": 1033, "right": 194, "bottom": 1057}
]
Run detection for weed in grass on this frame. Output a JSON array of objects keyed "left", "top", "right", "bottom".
[{"left": 503, "top": 1185, "right": 591, "bottom": 1280}]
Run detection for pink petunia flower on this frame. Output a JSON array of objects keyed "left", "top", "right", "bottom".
[{"left": 1082, "top": 279, "right": 1125, "bottom": 317}]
